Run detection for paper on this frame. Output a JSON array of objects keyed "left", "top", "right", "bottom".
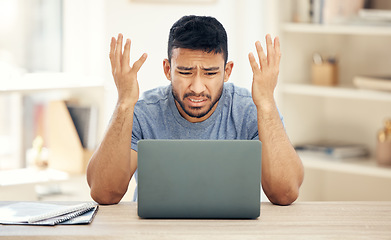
[{"left": 0, "top": 202, "right": 98, "bottom": 226}]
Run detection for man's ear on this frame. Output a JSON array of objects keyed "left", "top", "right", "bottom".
[
  {"left": 163, "top": 59, "right": 171, "bottom": 81},
  {"left": 223, "top": 61, "right": 234, "bottom": 82}
]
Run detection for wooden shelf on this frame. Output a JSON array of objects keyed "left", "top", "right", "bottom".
[
  {"left": 0, "top": 168, "right": 69, "bottom": 186},
  {"left": 282, "top": 83, "right": 391, "bottom": 101},
  {"left": 0, "top": 73, "right": 104, "bottom": 94},
  {"left": 299, "top": 152, "right": 391, "bottom": 179},
  {"left": 282, "top": 23, "right": 391, "bottom": 36}
]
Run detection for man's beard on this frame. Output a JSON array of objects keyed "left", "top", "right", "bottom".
[{"left": 172, "top": 85, "right": 223, "bottom": 119}]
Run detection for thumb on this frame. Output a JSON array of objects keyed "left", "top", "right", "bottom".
[{"left": 132, "top": 53, "right": 148, "bottom": 73}]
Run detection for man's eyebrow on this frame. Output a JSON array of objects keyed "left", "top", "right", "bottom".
[
  {"left": 177, "top": 66, "right": 194, "bottom": 71},
  {"left": 176, "top": 66, "right": 220, "bottom": 71},
  {"left": 202, "top": 67, "right": 220, "bottom": 71}
]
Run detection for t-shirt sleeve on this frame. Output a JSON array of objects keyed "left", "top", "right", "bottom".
[
  {"left": 249, "top": 116, "right": 259, "bottom": 141},
  {"left": 246, "top": 104, "right": 259, "bottom": 140},
  {"left": 131, "top": 112, "right": 142, "bottom": 152}
]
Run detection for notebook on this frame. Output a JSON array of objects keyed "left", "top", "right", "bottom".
[
  {"left": 0, "top": 202, "right": 98, "bottom": 226},
  {"left": 137, "top": 140, "right": 262, "bottom": 219}
]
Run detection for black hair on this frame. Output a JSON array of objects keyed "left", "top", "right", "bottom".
[{"left": 167, "top": 15, "right": 228, "bottom": 64}]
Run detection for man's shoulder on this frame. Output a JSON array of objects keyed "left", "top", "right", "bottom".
[
  {"left": 138, "top": 85, "right": 171, "bottom": 105},
  {"left": 222, "top": 83, "right": 256, "bottom": 117},
  {"left": 224, "top": 82, "right": 253, "bottom": 101}
]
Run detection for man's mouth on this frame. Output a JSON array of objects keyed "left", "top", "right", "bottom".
[
  {"left": 187, "top": 97, "right": 208, "bottom": 108},
  {"left": 189, "top": 98, "right": 206, "bottom": 103}
]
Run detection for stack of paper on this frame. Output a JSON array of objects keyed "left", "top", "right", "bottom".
[{"left": 0, "top": 202, "right": 98, "bottom": 226}]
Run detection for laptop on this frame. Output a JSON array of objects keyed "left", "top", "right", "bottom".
[{"left": 137, "top": 140, "right": 262, "bottom": 219}]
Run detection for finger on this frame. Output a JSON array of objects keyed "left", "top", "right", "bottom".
[
  {"left": 266, "top": 34, "right": 275, "bottom": 65},
  {"left": 248, "top": 52, "right": 259, "bottom": 73},
  {"left": 114, "top": 33, "right": 123, "bottom": 73},
  {"left": 255, "top": 41, "right": 267, "bottom": 70},
  {"left": 109, "top": 37, "right": 116, "bottom": 74},
  {"left": 131, "top": 53, "right": 148, "bottom": 74},
  {"left": 274, "top": 36, "right": 281, "bottom": 65},
  {"left": 122, "top": 38, "right": 131, "bottom": 71}
]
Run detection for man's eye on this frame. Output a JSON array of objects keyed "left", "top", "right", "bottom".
[
  {"left": 179, "top": 71, "right": 191, "bottom": 75},
  {"left": 205, "top": 72, "right": 218, "bottom": 76}
]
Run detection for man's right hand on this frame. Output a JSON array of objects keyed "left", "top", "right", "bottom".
[
  {"left": 87, "top": 34, "right": 146, "bottom": 204},
  {"left": 109, "top": 33, "right": 147, "bottom": 106}
]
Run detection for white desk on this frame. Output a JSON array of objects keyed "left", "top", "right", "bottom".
[{"left": 1, "top": 201, "right": 391, "bottom": 239}]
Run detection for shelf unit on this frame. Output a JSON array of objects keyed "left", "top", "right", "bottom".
[
  {"left": 0, "top": 73, "right": 104, "bottom": 94},
  {"left": 282, "top": 22, "right": 391, "bottom": 36},
  {"left": 277, "top": 1, "right": 391, "bottom": 201},
  {"left": 282, "top": 83, "right": 391, "bottom": 101},
  {"left": 298, "top": 152, "right": 391, "bottom": 180},
  {"left": 0, "top": 73, "right": 105, "bottom": 170}
]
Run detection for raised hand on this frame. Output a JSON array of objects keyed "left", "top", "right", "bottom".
[
  {"left": 248, "top": 34, "right": 281, "bottom": 108},
  {"left": 109, "top": 33, "right": 148, "bottom": 106}
]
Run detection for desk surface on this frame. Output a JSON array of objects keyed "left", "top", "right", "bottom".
[{"left": 1, "top": 201, "right": 391, "bottom": 239}]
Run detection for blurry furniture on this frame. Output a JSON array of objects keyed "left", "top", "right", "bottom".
[
  {"left": 0, "top": 168, "right": 68, "bottom": 201},
  {"left": 275, "top": 1, "right": 391, "bottom": 201},
  {"left": 0, "top": 73, "right": 104, "bottom": 170}
]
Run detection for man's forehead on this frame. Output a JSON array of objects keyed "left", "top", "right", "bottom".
[
  {"left": 172, "top": 48, "right": 224, "bottom": 58},
  {"left": 171, "top": 48, "right": 225, "bottom": 64}
]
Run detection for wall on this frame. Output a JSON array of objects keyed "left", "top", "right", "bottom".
[
  {"left": 101, "top": 0, "right": 275, "bottom": 122},
  {"left": 61, "top": 0, "right": 283, "bottom": 126}
]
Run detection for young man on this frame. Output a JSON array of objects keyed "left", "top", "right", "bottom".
[{"left": 87, "top": 15, "right": 304, "bottom": 206}]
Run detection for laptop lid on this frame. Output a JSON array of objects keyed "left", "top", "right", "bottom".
[{"left": 137, "top": 140, "right": 262, "bottom": 219}]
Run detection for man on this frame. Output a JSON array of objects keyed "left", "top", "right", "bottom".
[{"left": 87, "top": 15, "right": 304, "bottom": 206}]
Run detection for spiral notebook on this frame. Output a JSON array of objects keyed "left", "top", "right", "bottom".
[{"left": 0, "top": 202, "right": 98, "bottom": 226}]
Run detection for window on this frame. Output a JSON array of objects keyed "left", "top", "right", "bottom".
[{"left": 0, "top": 0, "right": 63, "bottom": 170}]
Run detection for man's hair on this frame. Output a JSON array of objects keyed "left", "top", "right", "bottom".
[{"left": 168, "top": 15, "right": 228, "bottom": 64}]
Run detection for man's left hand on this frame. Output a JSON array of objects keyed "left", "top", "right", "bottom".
[{"left": 248, "top": 34, "right": 281, "bottom": 108}]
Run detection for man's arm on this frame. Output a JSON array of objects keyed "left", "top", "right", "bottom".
[
  {"left": 86, "top": 34, "right": 147, "bottom": 204},
  {"left": 249, "top": 34, "right": 304, "bottom": 206}
]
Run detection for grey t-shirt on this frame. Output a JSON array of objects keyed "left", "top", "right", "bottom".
[{"left": 130, "top": 82, "right": 283, "bottom": 200}]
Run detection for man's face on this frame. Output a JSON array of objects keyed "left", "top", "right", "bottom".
[{"left": 163, "top": 48, "right": 233, "bottom": 123}]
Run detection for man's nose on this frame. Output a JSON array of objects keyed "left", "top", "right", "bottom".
[{"left": 189, "top": 73, "right": 206, "bottom": 94}]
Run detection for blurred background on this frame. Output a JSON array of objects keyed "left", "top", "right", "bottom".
[{"left": 0, "top": 0, "right": 390, "bottom": 202}]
